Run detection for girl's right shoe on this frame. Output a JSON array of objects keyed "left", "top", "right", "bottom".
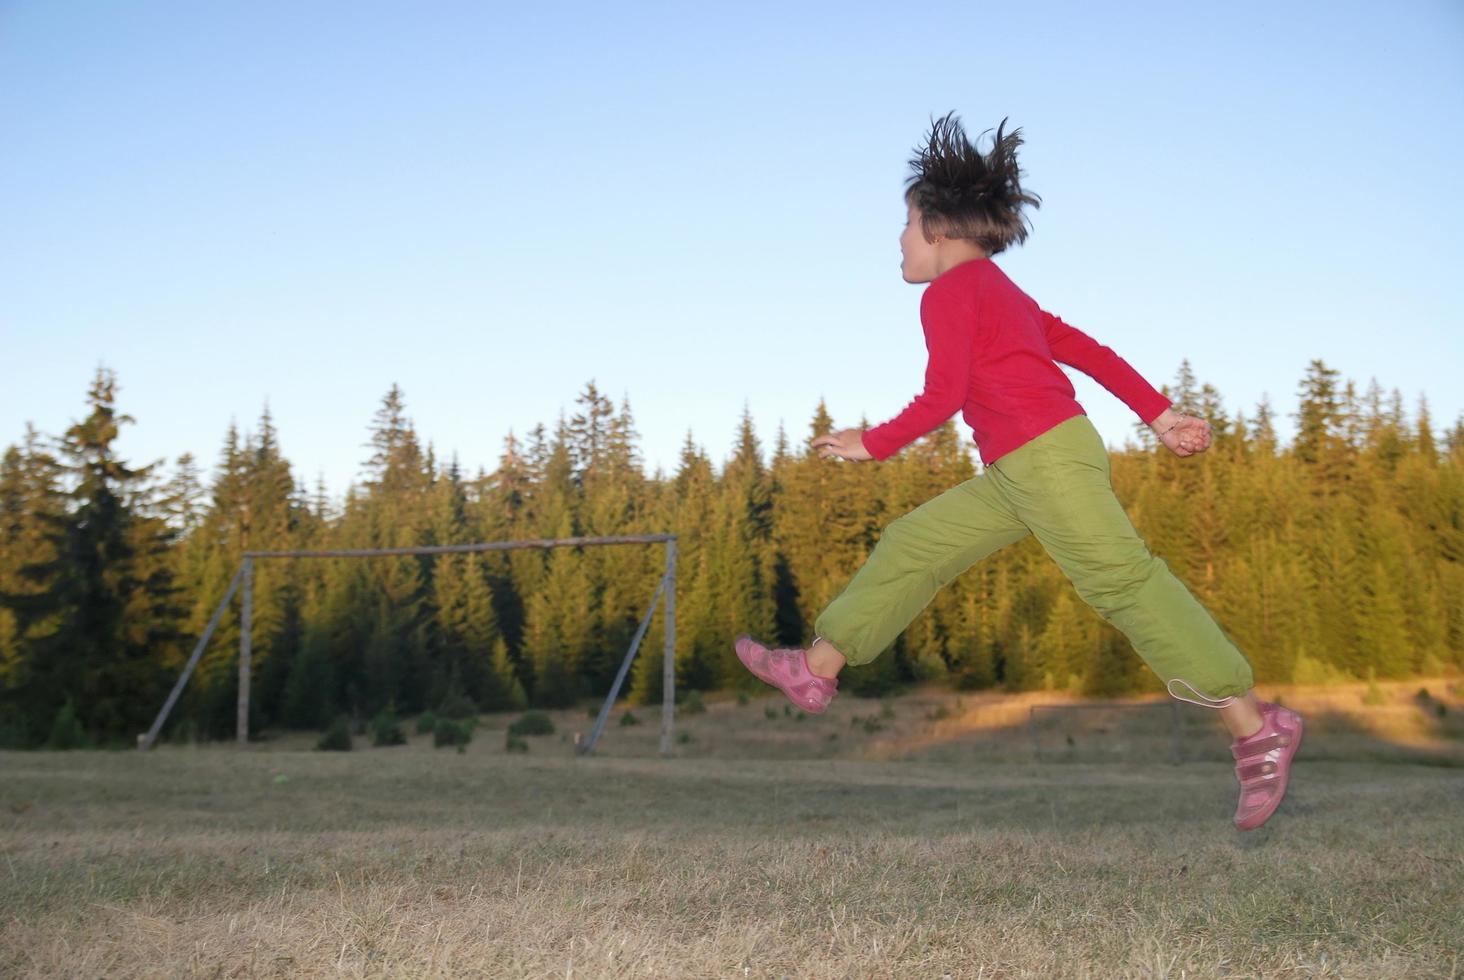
[
  {"left": 734, "top": 634, "right": 838, "bottom": 714},
  {"left": 1230, "top": 700, "right": 1304, "bottom": 831}
]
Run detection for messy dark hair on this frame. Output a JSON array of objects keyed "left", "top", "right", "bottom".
[{"left": 904, "top": 112, "right": 1041, "bottom": 255}]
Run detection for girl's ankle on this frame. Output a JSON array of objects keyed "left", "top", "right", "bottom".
[
  {"left": 806, "top": 660, "right": 841, "bottom": 680},
  {"left": 805, "top": 643, "right": 845, "bottom": 679}
]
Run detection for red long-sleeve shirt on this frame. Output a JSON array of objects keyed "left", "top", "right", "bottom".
[{"left": 861, "top": 257, "right": 1172, "bottom": 466}]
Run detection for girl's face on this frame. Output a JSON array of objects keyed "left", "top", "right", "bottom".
[{"left": 899, "top": 202, "right": 940, "bottom": 283}]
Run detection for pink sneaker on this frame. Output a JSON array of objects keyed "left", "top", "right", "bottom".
[
  {"left": 1231, "top": 700, "right": 1304, "bottom": 831},
  {"left": 734, "top": 634, "right": 838, "bottom": 714}
]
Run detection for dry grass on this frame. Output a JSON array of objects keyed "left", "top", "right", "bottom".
[{"left": 2, "top": 678, "right": 1461, "bottom": 978}]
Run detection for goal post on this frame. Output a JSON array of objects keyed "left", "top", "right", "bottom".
[{"left": 139, "top": 534, "right": 678, "bottom": 755}]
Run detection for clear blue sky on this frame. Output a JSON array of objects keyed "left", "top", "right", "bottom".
[{"left": 4, "top": 0, "right": 1461, "bottom": 501}]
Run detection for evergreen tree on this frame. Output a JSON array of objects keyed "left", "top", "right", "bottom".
[
  {"left": 486, "top": 635, "right": 528, "bottom": 710},
  {"left": 1293, "top": 359, "right": 1344, "bottom": 466},
  {"left": 155, "top": 452, "right": 208, "bottom": 539},
  {"left": 1252, "top": 395, "right": 1279, "bottom": 456},
  {"left": 0, "top": 426, "right": 68, "bottom": 744},
  {"left": 0, "top": 369, "right": 185, "bottom": 744},
  {"left": 240, "top": 404, "right": 307, "bottom": 730},
  {"left": 1443, "top": 415, "right": 1464, "bottom": 466},
  {"left": 706, "top": 405, "right": 778, "bottom": 685},
  {"left": 1033, "top": 580, "right": 1093, "bottom": 691},
  {"left": 882, "top": 421, "right": 977, "bottom": 680},
  {"left": 1415, "top": 395, "right": 1437, "bottom": 465},
  {"left": 634, "top": 432, "right": 717, "bottom": 702},
  {"left": 565, "top": 380, "right": 617, "bottom": 483},
  {"left": 170, "top": 405, "right": 310, "bottom": 738},
  {"left": 521, "top": 510, "right": 594, "bottom": 707},
  {"left": 576, "top": 389, "right": 655, "bottom": 694},
  {"left": 356, "top": 386, "right": 433, "bottom": 713},
  {"left": 767, "top": 420, "right": 804, "bottom": 648}
]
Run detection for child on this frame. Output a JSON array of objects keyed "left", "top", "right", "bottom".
[{"left": 735, "top": 113, "right": 1302, "bottom": 831}]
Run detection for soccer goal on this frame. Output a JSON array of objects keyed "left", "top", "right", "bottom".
[{"left": 138, "top": 534, "right": 678, "bottom": 756}]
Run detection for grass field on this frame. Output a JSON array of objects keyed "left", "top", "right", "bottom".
[{"left": 2, "top": 679, "right": 1462, "bottom": 978}]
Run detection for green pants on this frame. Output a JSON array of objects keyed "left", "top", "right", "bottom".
[{"left": 814, "top": 414, "right": 1254, "bottom": 704}]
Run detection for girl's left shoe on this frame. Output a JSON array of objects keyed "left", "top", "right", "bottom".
[
  {"left": 1230, "top": 700, "right": 1304, "bottom": 831},
  {"left": 733, "top": 634, "right": 838, "bottom": 714}
]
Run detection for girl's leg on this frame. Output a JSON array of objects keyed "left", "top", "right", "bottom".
[
  {"left": 988, "top": 415, "right": 1258, "bottom": 727},
  {"left": 811, "top": 471, "right": 1031, "bottom": 676},
  {"left": 1216, "top": 693, "right": 1266, "bottom": 739},
  {"left": 989, "top": 419, "right": 1306, "bottom": 829}
]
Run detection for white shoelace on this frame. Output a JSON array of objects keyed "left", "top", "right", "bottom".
[{"left": 1167, "top": 676, "right": 1238, "bottom": 708}]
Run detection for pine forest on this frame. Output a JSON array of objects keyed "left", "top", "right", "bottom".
[{"left": 2, "top": 360, "right": 1461, "bottom": 747}]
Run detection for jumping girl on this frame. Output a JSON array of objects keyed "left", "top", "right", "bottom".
[{"left": 735, "top": 113, "right": 1302, "bottom": 831}]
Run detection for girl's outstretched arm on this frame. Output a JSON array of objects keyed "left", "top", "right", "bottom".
[
  {"left": 1041, "top": 310, "right": 1211, "bottom": 456},
  {"left": 1038, "top": 308, "right": 1171, "bottom": 425}
]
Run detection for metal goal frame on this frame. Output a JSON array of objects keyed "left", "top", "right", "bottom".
[{"left": 138, "top": 534, "right": 678, "bottom": 756}]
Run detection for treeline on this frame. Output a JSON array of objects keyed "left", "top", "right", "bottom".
[{"left": 1, "top": 361, "right": 1461, "bottom": 747}]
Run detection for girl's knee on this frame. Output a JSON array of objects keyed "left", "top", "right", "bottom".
[
  {"left": 872, "top": 514, "right": 920, "bottom": 555},
  {"left": 1065, "top": 551, "right": 1160, "bottom": 612}
]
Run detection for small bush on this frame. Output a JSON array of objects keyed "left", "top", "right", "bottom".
[
  {"left": 1362, "top": 683, "right": 1387, "bottom": 706},
  {"left": 680, "top": 690, "right": 706, "bottom": 714},
  {"left": 586, "top": 705, "right": 600, "bottom": 718},
  {"left": 764, "top": 706, "right": 778, "bottom": 720},
  {"left": 370, "top": 705, "right": 406, "bottom": 746},
  {"left": 954, "top": 669, "right": 989, "bottom": 691},
  {"left": 736, "top": 690, "right": 750, "bottom": 706},
  {"left": 926, "top": 704, "right": 953, "bottom": 721},
  {"left": 0, "top": 714, "right": 29, "bottom": 750},
  {"left": 46, "top": 700, "right": 88, "bottom": 750},
  {"left": 438, "top": 691, "right": 479, "bottom": 722},
  {"left": 167, "top": 716, "right": 199, "bottom": 745},
  {"left": 434, "top": 717, "right": 473, "bottom": 750},
  {"left": 676, "top": 731, "right": 693, "bottom": 744},
  {"left": 505, "top": 732, "right": 528, "bottom": 753},
  {"left": 1292, "top": 653, "right": 1351, "bottom": 686},
  {"left": 619, "top": 711, "right": 640, "bottom": 726},
  {"left": 508, "top": 711, "right": 555, "bottom": 736},
  {"left": 879, "top": 701, "right": 896, "bottom": 720},
  {"left": 416, "top": 710, "right": 438, "bottom": 734},
  {"left": 317, "top": 715, "right": 352, "bottom": 751}
]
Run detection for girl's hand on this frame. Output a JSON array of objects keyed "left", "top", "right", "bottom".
[
  {"left": 1150, "top": 408, "right": 1212, "bottom": 457},
  {"left": 812, "top": 428, "right": 874, "bottom": 462}
]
